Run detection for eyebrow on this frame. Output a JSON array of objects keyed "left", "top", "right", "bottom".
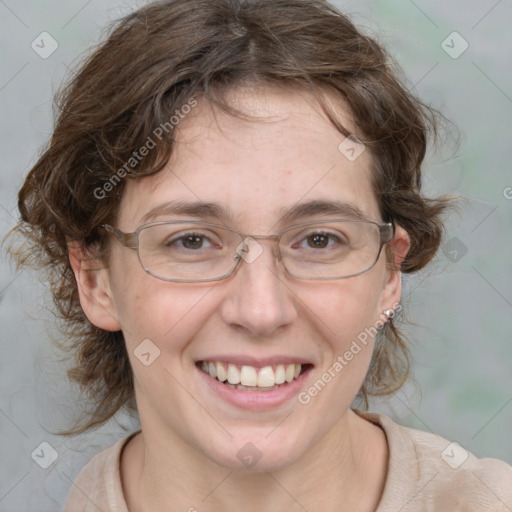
[
  {"left": 140, "top": 199, "right": 367, "bottom": 224},
  {"left": 279, "top": 199, "right": 367, "bottom": 223},
  {"left": 141, "top": 200, "right": 232, "bottom": 223}
]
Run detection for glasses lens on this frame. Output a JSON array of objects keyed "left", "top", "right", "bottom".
[
  {"left": 135, "top": 220, "right": 385, "bottom": 282},
  {"left": 138, "top": 223, "right": 241, "bottom": 281},
  {"left": 280, "top": 221, "right": 382, "bottom": 279}
]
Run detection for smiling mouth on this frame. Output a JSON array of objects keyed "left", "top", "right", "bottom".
[{"left": 197, "top": 361, "right": 312, "bottom": 391}]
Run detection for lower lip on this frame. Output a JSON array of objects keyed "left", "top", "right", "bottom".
[{"left": 197, "top": 365, "right": 312, "bottom": 411}]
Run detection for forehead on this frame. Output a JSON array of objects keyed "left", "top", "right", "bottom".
[{"left": 118, "top": 85, "right": 380, "bottom": 229}]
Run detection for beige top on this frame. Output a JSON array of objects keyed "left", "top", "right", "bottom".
[{"left": 63, "top": 411, "right": 512, "bottom": 511}]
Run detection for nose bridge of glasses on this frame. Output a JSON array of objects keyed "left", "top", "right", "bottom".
[{"left": 235, "top": 233, "right": 282, "bottom": 265}]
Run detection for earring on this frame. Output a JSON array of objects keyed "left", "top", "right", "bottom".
[{"left": 377, "top": 309, "right": 393, "bottom": 331}]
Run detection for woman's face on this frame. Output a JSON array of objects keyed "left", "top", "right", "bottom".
[{"left": 84, "top": 86, "right": 407, "bottom": 470}]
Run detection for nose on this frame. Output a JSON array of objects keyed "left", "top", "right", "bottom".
[{"left": 218, "top": 239, "right": 298, "bottom": 337}]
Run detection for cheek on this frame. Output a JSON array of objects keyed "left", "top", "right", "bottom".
[
  {"left": 112, "top": 281, "right": 219, "bottom": 406},
  {"left": 308, "top": 271, "right": 384, "bottom": 345},
  {"left": 122, "top": 286, "right": 212, "bottom": 345},
  {"left": 107, "top": 253, "right": 215, "bottom": 351},
  {"left": 297, "top": 276, "right": 384, "bottom": 415}
]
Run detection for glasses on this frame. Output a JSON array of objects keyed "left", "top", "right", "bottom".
[{"left": 102, "top": 219, "right": 394, "bottom": 282}]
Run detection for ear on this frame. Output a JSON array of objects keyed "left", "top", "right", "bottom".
[
  {"left": 68, "top": 241, "right": 122, "bottom": 331},
  {"left": 377, "top": 224, "right": 410, "bottom": 314}
]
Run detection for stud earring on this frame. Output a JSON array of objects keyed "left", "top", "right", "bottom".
[{"left": 377, "top": 309, "right": 394, "bottom": 331}]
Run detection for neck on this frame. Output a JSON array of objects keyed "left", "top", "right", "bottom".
[{"left": 122, "top": 409, "right": 388, "bottom": 512}]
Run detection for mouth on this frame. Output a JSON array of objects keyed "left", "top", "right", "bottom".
[{"left": 196, "top": 360, "right": 313, "bottom": 392}]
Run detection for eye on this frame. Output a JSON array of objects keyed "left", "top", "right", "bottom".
[
  {"left": 294, "top": 230, "right": 347, "bottom": 250},
  {"left": 165, "top": 231, "right": 217, "bottom": 250},
  {"left": 305, "top": 233, "right": 332, "bottom": 249}
]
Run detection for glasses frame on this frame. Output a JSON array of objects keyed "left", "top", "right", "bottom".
[{"left": 102, "top": 218, "right": 395, "bottom": 283}]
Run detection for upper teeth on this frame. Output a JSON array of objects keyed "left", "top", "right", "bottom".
[{"left": 201, "top": 361, "right": 302, "bottom": 387}]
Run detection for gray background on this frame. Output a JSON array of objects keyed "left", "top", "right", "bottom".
[{"left": 1, "top": 1, "right": 511, "bottom": 510}]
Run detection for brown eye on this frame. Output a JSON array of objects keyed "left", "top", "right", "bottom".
[
  {"left": 181, "top": 234, "right": 204, "bottom": 249},
  {"left": 164, "top": 232, "right": 214, "bottom": 250},
  {"left": 307, "top": 233, "right": 330, "bottom": 248}
]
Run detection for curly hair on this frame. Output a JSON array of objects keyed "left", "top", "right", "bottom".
[{"left": 10, "top": 0, "right": 452, "bottom": 434}]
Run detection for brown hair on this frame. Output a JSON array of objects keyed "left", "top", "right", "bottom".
[{"left": 10, "top": 0, "right": 451, "bottom": 434}]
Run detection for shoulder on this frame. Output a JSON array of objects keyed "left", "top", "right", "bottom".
[
  {"left": 356, "top": 410, "right": 512, "bottom": 511},
  {"left": 62, "top": 431, "right": 138, "bottom": 512}
]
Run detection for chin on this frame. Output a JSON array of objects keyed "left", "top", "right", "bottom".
[{"left": 199, "top": 429, "right": 308, "bottom": 472}]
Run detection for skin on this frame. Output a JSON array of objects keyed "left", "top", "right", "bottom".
[{"left": 70, "top": 85, "right": 410, "bottom": 512}]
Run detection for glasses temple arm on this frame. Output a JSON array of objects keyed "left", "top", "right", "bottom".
[
  {"left": 379, "top": 221, "right": 395, "bottom": 244},
  {"left": 102, "top": 224, "right": 139, "bottom": 249}
]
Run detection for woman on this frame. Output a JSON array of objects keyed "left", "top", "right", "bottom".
[{"left": 11, "top": 0, "right": 512, "bottom": 510}]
